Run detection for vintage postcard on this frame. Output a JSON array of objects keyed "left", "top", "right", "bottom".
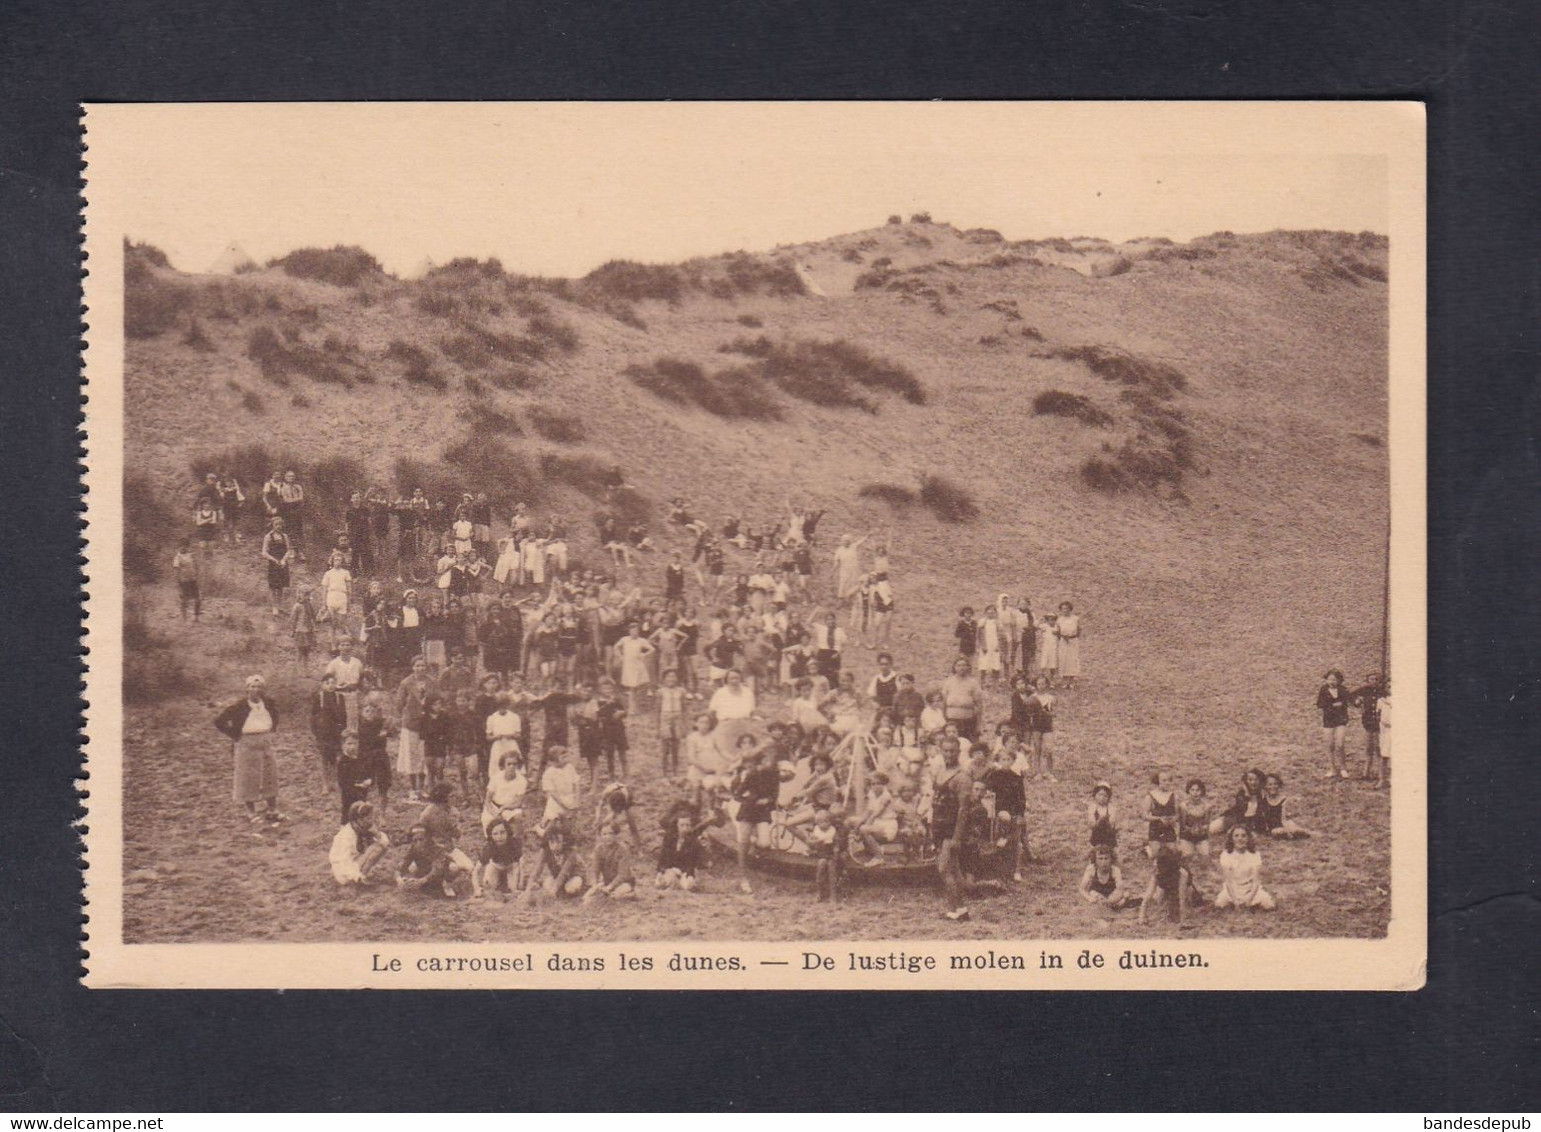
[{"left": 82, "top": 102, "right": 1425, "bottom": 989}]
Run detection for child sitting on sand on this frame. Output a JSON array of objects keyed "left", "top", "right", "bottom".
[
  {"left": 1260, "top": 774, "right": 1313, "bottom": 839},
  {"left": 329, "top": 801, "right": 390, "bottom": 886},
  {"left": 1215, "top": 825, "right": 1278, "bottom": 911},
  {"left": 521, "top": 821, "right": 586, "bottom": 903},
  {"left": 585, "top": 810, "right": 638, "bottom": 902},
  {"left": 476, "top": 817, "right": 523, "bottom": 897},
  {"left": 417, "top": 782, "right": 478, "bottom": 896},
  {"left": 1078, "top": 844, "right": 1131, "bottom": 909},
  {"left": 656, "top": 790, "right": 713, "bottom": 891},
  {"left": 397, "top": 824, "right": 456, "bottom": 898}
]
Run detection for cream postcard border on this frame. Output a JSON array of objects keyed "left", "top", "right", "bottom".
[{"left": 81, "top": 101, "right": 1427, "bottom": 989}]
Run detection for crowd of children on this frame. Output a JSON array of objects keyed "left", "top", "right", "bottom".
[
  {"left": 191, "top": 471, "right": 1380, "bottom": 928},
  {"left": 1072, "top": 765, "right": 1316, "bottom": 925}
]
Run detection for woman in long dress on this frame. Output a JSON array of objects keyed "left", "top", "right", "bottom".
[
  {"left": 1055, "top": 601, "right": 1082, "bottom": 687},
  {"left": 614, "top": 622, "right": 656, "bottom": 714},
  {"left": 214, "top": 674, "right": 285, "bottom": 824}
]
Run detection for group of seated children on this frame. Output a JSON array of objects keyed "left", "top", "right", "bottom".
[
  {"left": 1078, "top": 768, "right": 1313, "bottom": 925},
  {"left": 329, "top": 768, "right": 655, "bottom": 904}
]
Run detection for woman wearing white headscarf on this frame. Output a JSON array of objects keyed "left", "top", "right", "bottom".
[{"left": 214, "top": 674, "right": 285, "bottom": 824}]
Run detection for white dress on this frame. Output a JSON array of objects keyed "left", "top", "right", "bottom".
[
  {"left": 486, "top": 710, "right": 523, "bottom": 767},
  {"left": 616, "top": 636, "right": 655, "bottom": 689},
  {"left": 330, "top": 824, "right": 387, "bottom": 885},
  {"left": 1036, "top": 618, "right": 1059, "bottom": 671},
  {"left": 1216, "top": 849, "right": 1273, "bottom": 908},
  {"left": 977, "top": 618, "right": 1001, "bottom": 672},
  {"left": 1055, "top": 614, "right": 1082, "bottom": 678},
  {"left": 493, "top": 538, "right": 520, "bottom": 584},
  {"left": 834, "top": 546, "right": 861, "bottom": 599},
  {"left": 708, "top": 684, "right": 756, "bottom": 722}
]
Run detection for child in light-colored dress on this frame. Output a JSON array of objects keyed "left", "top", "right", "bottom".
[
  {"left": 1215, "top": 825, "right": 1277, "bottom": 910},
  {"left": 1037, "top": 613, "right": 1059, "bottom": 681},
  {"left": 976, "top": 606, "right": 1003, "bottom": 685},
  {"left": 1054, "top": 602, "right": 1082, "bottom": 687}
]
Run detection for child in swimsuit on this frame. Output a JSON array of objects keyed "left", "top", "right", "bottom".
[
  {"left": 1079, "top": 844, "right": 1131, "bottom": 909},
  {"left": 1145, "top": 770, "right": 1178, "bottom": 858},
  {"left": 1139, "top": 843, "right": 1196, "bottom": 926},
  {"left": 1088, "top": 781, "right": 1119, "bottom": 848},
  {"left": 1261, "top": 774, "right": 1313, "bottom": 839},
  {"left": 1178, "top": 778, "right": 1212, "bottom": 857}
]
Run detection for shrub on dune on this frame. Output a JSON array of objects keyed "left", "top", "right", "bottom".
[{"left": 918, "top": 474, "right": 978, "bottom": 522}]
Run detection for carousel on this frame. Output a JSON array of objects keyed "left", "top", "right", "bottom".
[{"left": 705, "top": 725, "right": 942, "bottom": 885}]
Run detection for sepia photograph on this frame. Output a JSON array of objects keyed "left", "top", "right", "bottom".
[{"left": 82, "top": 102, "right": 1426, "bottom": 988}]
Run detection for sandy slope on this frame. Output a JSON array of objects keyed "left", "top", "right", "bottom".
[{"left": 117, "top": 223, "right": 1392, "bottom": 943}]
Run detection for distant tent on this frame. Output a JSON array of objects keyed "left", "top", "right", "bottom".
[
  {"left": 208, "top": 243, "right": 257, "bottom": 274},
  {"left": 405, "top": 257, "right": 437, "bottom": 280}
]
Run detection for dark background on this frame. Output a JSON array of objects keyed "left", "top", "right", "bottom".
[{"left": 1, "top": 0, "right": 1536, "bottom": 1111}]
